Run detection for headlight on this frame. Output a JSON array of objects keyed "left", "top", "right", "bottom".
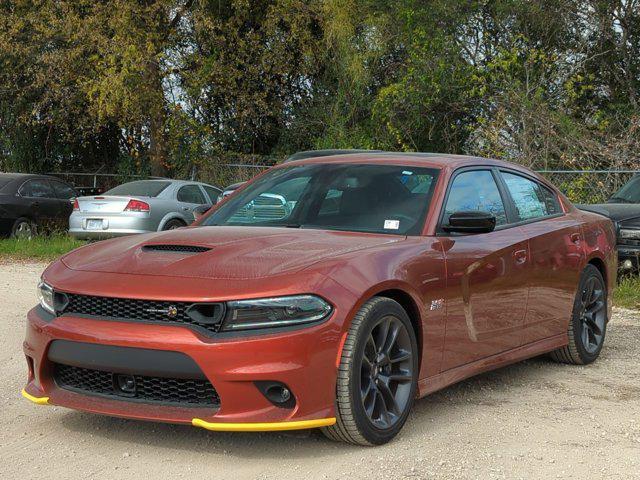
[
  {"left": 620, "top": 228, "right": 640, "bottom": 240},
  {"left": 37, "top": 281, "right": 55, "bottom": 314},
  {"left": 222, "top": 295, "right": 332, "bottom": 331}
]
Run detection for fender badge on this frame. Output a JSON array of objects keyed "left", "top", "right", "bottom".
[{"left": 145, "top": 305, "right": 178, "bottom": 318}]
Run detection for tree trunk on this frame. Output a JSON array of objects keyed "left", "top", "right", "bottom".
[
  {"left": 148, "top": 109, "right": 168, "bottom": 177},
  {"left": 146, "top": 59, "right": 169, "bottom": 177}
]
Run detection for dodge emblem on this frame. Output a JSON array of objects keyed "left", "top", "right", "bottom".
[{"left": 145, "top": 305, "right": 179, "bottom": 317}]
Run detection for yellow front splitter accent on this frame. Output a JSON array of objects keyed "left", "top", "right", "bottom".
[
  {"left": 192, "top": 417, "right": 336, "bottom": 432},
  {"left": 21, "top": 388, "right": 49, "bottom": 405}
]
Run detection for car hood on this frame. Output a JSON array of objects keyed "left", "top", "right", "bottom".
[
  {"left": 577, "top": 203, "right": 640, "bottom": 226},
  {"left": 61, "top": 226, "right": 403, "bottom": 279}
]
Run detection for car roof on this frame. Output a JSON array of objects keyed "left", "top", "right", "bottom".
[
  {"left": 121, "top": 178, "right": 220, "bottom": 188},
  {"left": 282, "top": 150, "right": 528, "bottom": 171}
]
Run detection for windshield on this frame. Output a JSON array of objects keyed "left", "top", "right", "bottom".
[
  {"left": 105, "top": 180, "right": 171, "bottom": 197},
  {"left": 609, "top": 175, "right": 640, "bottom": 204},
  {"left": 203, "top": 164, "right": 439, "bottom": 235}
]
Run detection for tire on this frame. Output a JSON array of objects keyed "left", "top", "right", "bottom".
[
  {"left": 11, "top": 217, "right": 36, "bottom": 239},
  {"left": 162, "top": 219, "right": 185, "bottom": 231},
  {"left": 550, "top": 264, "right": 608, "bottom": 365},
  {"left": 321, "top": 297, "right": 418, "bottom": 446}
]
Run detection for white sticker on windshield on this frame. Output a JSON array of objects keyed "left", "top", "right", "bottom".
[{"left": 384, "top": 219, "right": 400, "bottom": 230}]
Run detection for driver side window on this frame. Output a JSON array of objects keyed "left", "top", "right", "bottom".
[{"left": 444, "top": 170, "right": 507, "bottom": 226}]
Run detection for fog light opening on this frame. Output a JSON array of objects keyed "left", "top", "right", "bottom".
[
  {"left": 254, "top": 381, "right": 296, "bottom": 409},
  {"left": 620, "top": 259, "right": 633, "bottom": 271}
]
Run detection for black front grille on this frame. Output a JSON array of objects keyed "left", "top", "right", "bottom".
[
  {"left": 60, "top": 294, "right": 224, "bottom": 334},
  {"left": 143, "top": 244, "right": 211, "bottom": 253},
  {"left": 54, "top": 363, "right": 220, "bottom": 407}
]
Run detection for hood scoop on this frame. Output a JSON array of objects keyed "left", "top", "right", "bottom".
[{"left": 143, "top": 244, "right": 212, "bottom": 254}]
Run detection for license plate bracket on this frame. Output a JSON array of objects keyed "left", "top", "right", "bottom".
[{"left": 86, "top": 219, "right": 103, "bottom": 230}]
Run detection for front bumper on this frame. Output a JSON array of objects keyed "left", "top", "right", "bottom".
[{"left": 23, "top": 306, "right": 341, "bottom": 430}]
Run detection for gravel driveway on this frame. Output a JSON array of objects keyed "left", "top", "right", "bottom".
[{"left": 1, "top": 262, "right": 639, "bottom": 480}]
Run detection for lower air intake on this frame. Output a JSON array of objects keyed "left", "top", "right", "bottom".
[{"left": 54, "top": 363, "right": 220, "bottom": 407}]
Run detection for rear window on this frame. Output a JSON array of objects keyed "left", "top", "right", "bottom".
[{"left": 105, "top": 181, "right": 171, "bottom": 197}]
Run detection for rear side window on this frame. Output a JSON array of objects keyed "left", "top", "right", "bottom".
[
  {"left": 105, "top": 181, "right": 171, "bottom": 197},
  {"left": 51, "top": 181, "right": 77, "bottom": 200},
  {"left": 501, "top": 172, "right": 561, "bottom": 221},
  {"left": 177, "top": 185, "right": 206, "bottom": 204},
  {"left": 20, "top": 179, "right": 55, "bottom": 198},
  {"left": 202, "top": 185, "right": 221, "bottom": 203},
  {"left": 443, "top": 170, "right": 508, "bottom": 226}
]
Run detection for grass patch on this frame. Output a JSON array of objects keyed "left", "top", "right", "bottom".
[
  {"left": 0, "top": 235, "right": 85, "bottom": 261},
  {"left": 614, "top": 276, "right": 640, "bottom": 310}
]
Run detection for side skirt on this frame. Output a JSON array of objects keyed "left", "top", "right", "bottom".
[{"left": 417, "top": 334, "right": 567, "bottom": 397}]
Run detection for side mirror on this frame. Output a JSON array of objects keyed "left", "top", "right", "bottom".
[{"left": 443, "top": 211, "right": 496, "bottom": 234}]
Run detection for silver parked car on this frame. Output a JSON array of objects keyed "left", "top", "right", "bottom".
[{"left": 69, "top": 179, "right": 221, "bottom": 239}]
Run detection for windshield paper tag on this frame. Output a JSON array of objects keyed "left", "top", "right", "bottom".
[{"left": 384, "top": 220, "right": 400, "bottom": 230}]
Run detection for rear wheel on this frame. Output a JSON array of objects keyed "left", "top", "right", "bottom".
[
  {"left": 11, "top": 217, "right": 35, "bottom": 239},
  {"left": 322, "top": 297, "right": 418, "bottom": 446},
  {"left": 162, "top": 219, "right": 185, "bottom": 230},
  {"left": 550, "top": 264, "right": 607, "bottom": 365}
]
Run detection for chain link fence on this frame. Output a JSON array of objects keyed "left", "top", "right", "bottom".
[
  {"left": 201, "top": 165, "right": 636, "bottom": 205},
  {"left": 50, "top": 162, "right": 638, "bottom": 205}
]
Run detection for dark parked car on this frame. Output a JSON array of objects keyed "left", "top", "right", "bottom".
[
  {"left": 579, "top": 173, "right": 640, "bottom": 273},
  {"left": 0, "top": 173, "right": 78, "bottom": 238}
]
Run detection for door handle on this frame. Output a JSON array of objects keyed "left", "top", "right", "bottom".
[
  {"left": 182, "top": 206, "right": 190, "bottom": 211},
  {"left": 513, "top": 249, "right": 527, "bottom": 264},
  {"left": 570, "top": 233, "right": 582, "bottom": 244}
]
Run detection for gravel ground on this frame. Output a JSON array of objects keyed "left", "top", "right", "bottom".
[{"left": 1, "top": 261, "right": 639, "bottom": 480}]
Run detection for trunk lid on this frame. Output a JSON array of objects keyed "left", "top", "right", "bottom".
[{"left": 76, "top": 196, "right": 139, "bottom": 214}]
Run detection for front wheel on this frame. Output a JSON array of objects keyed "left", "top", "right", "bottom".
[
  {"left": 322, "top": 297, "right": 418, "bottom": 446},
  {"left": 550, "top": 264, "right": 608, "bottom": 365}
]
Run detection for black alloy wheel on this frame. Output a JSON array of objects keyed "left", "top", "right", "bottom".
[
  {"left": 322, "top": 297, "right": 418, "bottom": 445},
  {"left": 359, "top": 315, "right": 414, "bottom": 429},
  {"left": 550, "top": 264, "right": 608, "bottom": 365},
  {"left": 578, "top": 275, "right": 607, "bottom": 355}
]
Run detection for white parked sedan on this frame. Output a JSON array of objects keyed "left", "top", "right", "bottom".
[{"left": 69, "top": 179, "right": 221, "bottom": 239}]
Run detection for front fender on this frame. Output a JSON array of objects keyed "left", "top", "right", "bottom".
[{"left": 306, "top": 237, "right": 447, "bottom": 380}]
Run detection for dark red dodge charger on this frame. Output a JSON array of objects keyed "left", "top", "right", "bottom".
[{"left": 23, "top": 152, "right": 616, "bottom": 445}]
